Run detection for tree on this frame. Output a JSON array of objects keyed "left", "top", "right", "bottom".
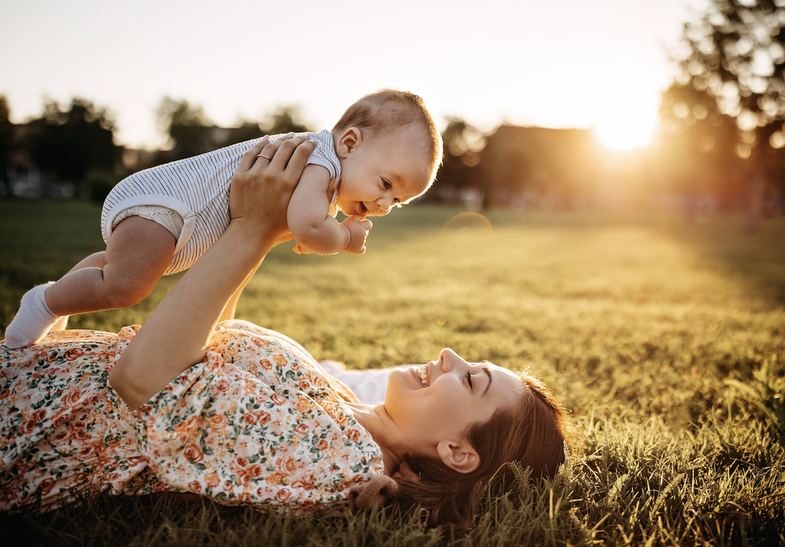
[
  {"left": 657, "top": 82, "right": 744, "bottom": 216},
  {"left": 155, "top": 100, "right": 313, "bottom": 163},
  {"left": 0, "top": 96, "right": 13, "bottom": 194},
  {"left": 674, "top": 0, "right": 785, "bottom": 229},
  {"left": 221, "top": 106, "right": 312, "bottom": 148},
  {"left": 260, "top": 105, "right": 311, "bottom": 135},
  {"left": 28, "top": 98, "right": 122, "bottom": 192},
  {"left": 156, "top": 97, "right": 216, "bottom": 160},
  {"left": 432, "top": 117, "right": 485, "bottom": 203}
]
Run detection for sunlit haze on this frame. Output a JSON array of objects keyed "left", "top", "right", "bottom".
[{"left": 0, "top": 0, "right": 707, "bottom": 151}]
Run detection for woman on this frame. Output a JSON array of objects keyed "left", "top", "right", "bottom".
[{"left": 0, "top": 137, "right": 571, "bottom": 528}]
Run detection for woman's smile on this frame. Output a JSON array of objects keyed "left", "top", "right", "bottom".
[
  {"left": 407, "top": 365, "right": 428, "bottom": 388},
  {"left": 417, "top": 364, "right": 429, "bottom": 387}
]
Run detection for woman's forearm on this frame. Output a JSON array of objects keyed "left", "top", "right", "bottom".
[
  {"left": 218, "top": 265, "right": 261, "bottom": 322},
  {"left": 109, "top": 221, "right": 277, "bottom": 409}
]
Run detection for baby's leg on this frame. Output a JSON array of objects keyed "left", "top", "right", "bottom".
[
  {"left": 5, "top": 217, "right": 175, "bottom": 347},
  {"left": 50, "top": 252, "right": 107, "bottom": 332},
  {"left": 47, "top": 216, "right": 176, "bottom": 314},
  {"left": 6, "top": 254, "right": 110, "bottom": 345}
]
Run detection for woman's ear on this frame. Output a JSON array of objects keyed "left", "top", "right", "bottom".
[
  {"left": 436, "top": 439, "right": 480, "bottom": 474},
  {"left": 335, "top": 127, "right": 363, "bottom": 159}
]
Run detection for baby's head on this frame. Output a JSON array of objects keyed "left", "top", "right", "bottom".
[{"left": 331, "top": 90, "right": 443, "bottom": 217}]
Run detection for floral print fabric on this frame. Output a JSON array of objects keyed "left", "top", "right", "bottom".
[{"left": 0, "top": 320, "right": 383, "bottom": 512}]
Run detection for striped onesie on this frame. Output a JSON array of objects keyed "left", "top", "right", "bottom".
[{"left": 101, "top": 130, "right": 340, "bottom": 275}]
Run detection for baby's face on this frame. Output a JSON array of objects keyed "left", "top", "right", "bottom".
[{"left": 334, "top": 125, "right": 433, "bottom": 217}]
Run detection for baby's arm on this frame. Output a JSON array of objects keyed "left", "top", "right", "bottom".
[{"left": 287, "top": 165, "right": 370, "bottom": 254}]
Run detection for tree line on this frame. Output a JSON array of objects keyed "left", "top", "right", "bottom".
[
  {"left": 0, "top": 95, "right": 312, "bottom": 201},
  {"left": 1, "top": 0, "right": 784, "bottom": 228}
]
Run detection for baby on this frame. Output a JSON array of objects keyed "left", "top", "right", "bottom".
[{"left": 5, "top": 90, "right": 443, "bottom": 348}]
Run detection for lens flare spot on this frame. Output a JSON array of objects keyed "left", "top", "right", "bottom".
[{"left": 440, "top": 212, "right": 493, "bottom": 242}]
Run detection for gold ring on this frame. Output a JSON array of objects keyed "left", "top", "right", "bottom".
[{"left": 257, "top": 153, "right": 272, "bottom": 161}]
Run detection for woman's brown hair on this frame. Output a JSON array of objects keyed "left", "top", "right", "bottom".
[{"left": 388, "top": 372, "right": 571, "bottom": 528}]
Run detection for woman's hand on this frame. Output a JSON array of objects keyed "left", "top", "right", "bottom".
[
  {"left": 110, "top": 136, "right": 315, "bottom": 410},
  {"left": 230, "top": 136, "right": 317, "bottom": 243}
]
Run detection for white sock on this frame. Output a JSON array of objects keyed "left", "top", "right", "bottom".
[
  {"left": 51, "top": 315, "right": 69, "bottom": 332},
  {"left": 4, "top": 283, "right": 61, "bottom": 349}
]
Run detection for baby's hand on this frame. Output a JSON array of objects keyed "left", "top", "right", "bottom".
[{"left": 343, "top": 215, "right": 373, "bottom": 254}]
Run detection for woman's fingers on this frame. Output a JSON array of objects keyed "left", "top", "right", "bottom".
[
  {"left": 229, "top": 136, "right": 315, "bottom": 232},
  {"left": 237, "top": 136, "right": 270, "bottom": 172},
  {"left": 264, "top": 136, "right": 311, "bottom": 173},
  {"left": 254, "top": 138, "right": 288, "bottom": 169},
  {"left": 253, "top": 132, "right": 296, "bottom": 169},
  {"left": 284, "top": 139, "right": 317, "bottom": 176}
]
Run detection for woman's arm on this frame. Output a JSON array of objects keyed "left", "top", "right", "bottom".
[
  {"left": 109, "top": 137, "right": 316, "bottom": 409},
  {"left": 217, "top": 264, "right": 259, "bottom": 323}
]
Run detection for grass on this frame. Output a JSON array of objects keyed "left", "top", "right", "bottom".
[{"left": 1, "top": 197, "right": 784, "bottom": 546}]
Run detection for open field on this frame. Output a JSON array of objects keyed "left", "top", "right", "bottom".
[{"left": 1, "top": 198, "right": 784, "bottom": 545}]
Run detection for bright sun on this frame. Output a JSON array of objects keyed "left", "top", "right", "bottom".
[
  {"left": 595, "top": 117, "right": 656, "bottom": 151},
  {"left": 572, "top": 59, "right": 660, "bottom": 151}
]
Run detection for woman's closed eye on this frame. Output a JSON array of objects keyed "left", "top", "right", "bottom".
[{"left": 465, "top": 371, "right": 473, "bottom": 390}]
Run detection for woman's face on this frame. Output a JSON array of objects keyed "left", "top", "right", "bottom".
[{"left": 383, "top": 348, "right": 522, "bottom": 452}]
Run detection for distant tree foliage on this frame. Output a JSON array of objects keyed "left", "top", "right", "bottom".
[
  {"left": 155, "top": 97, "right": 216, "bottom": 160},
  {"left": 27, "top": 98, "right": 122, "bottom": 186},
  {"left": 677, "top": 0, "right": 785, "bottom": 140},
  {"left": 658, "top": 83, "right": 744, "bottom": 212},
  {"left": 672, "top": 0, "right": 785, "bottom": 226},
  {"left": 261, "top": 105, "right": 311, "bottom": 135},
  {"left": 156, "top": 98, "right": 312, "bottom": 163},
  {"left": 432, "top": 117, "right": 484, "bottom": 198},
  {"left": 0, "top": 96, "right": 13, "bottom": 192}
]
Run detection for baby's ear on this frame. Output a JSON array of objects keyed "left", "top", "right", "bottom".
[{"left": 335, "top": 127, "right": 363, "bottom": 158}]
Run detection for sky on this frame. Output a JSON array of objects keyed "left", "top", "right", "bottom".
[{"left": 0, "top": 0, "right": 707, "bottom": 151}]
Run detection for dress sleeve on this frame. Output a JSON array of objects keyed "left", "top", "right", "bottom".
[{"left": 130, "top": 334, "right": 383, "bottom": 510}]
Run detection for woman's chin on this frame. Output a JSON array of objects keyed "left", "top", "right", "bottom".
[
  {"left": 385, "top": 368, "right": 424, "bottom": 405},
  {"left": 397, "top": 366, "right": 426, "bottom": 390}
]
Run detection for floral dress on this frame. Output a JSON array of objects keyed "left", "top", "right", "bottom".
[{"left": 0, "top": 320, "right": 384, "bottom": 512}]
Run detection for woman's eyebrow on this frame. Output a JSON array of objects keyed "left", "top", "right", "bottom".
[{"left": 482, "top": 365, "right": 493, "bottom": 396}]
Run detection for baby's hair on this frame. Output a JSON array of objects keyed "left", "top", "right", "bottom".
[{"left": 333, "top": 89, "right": 443, "bottom": 192}]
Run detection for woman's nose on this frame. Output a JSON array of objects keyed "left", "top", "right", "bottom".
[{"left": 439, "top": 348, "right": 466, "bottom": 372}]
